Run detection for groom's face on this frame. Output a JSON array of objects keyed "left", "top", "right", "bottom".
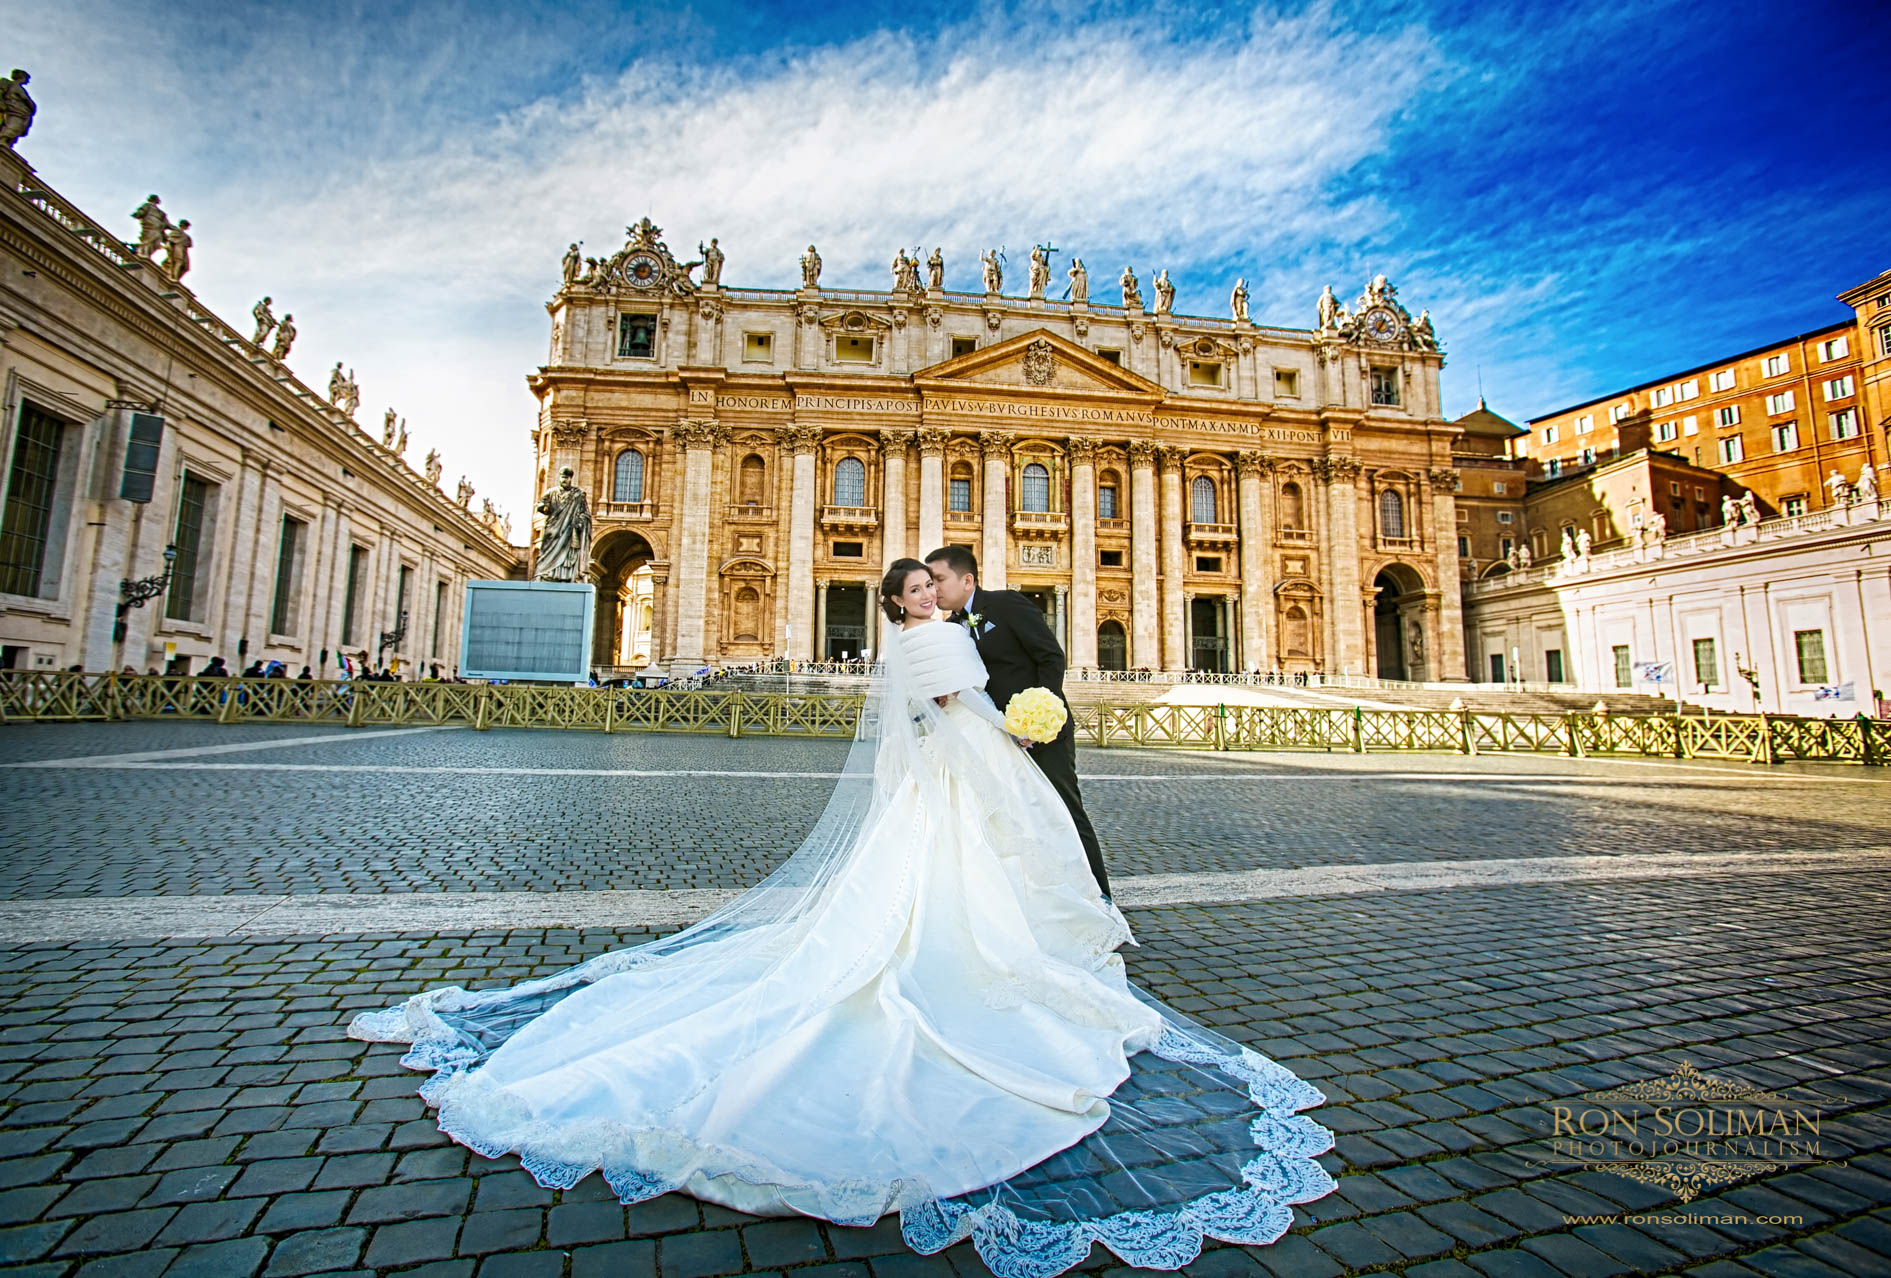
[{"left": 928, "top": 562, "right": 974, "bottom": 613}]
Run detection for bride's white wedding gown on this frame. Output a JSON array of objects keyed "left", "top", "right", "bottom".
[{"left": 350, "top": 617, "right": 1335, "bottom": 1276}]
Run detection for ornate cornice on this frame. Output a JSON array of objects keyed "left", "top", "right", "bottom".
[
  {"left": 1127, "top": 440, "right": 1160, "bottom": 466},
  {"left": 879, "top": 427, "right": 916, "bottom": 457},
  {"left": 979, "top": 429, "right": 1015, "bottom": 460},
  {"left": 1158, "top": 445, "right": 1187, "bottom": 469},
  {"left": 774, "top": 423, "right": 823, "bottom": 456},
  {"left": 1065, "top": 436, "right": 1098, "bottom": 466},
  {"left": 549, "top": 419, "right": 591, "bottom": 446},
  {"left": 1236, "top": 450, "right": 1277, "bottom": 476},
  {"left": 675, "top": 418, "right": 727, "bottom": 450},
  {"left": 915, "top": 426, "right": 951, "bottom": 458}
]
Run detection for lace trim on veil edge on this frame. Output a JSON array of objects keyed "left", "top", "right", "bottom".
[{"left": 348, "top": 998, "right": 1337, "bottom": 1278}]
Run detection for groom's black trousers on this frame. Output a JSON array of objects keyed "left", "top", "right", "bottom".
[{"left": 1030, "top": 717, "right": 1111, "bottom": 898}]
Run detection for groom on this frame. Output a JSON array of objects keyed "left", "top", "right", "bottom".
[{"left": 926, "top": 546, "right": 1111, "bottom": 900}]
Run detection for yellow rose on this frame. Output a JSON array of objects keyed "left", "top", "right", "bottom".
[{"left": 1003, "top": 687, "right": 1068, "bottom": 744}]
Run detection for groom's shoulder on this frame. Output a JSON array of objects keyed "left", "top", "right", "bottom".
[{"left": 982, "top": 588, "right": 1033, "bottom": 611}]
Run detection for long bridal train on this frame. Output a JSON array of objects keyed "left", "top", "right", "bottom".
[{"left": 349, "top": 617, "right": 1336, "bottom": 1277}]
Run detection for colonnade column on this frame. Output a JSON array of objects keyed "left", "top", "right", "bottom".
[
  {"left": 1052, "top": 585, "right": 1068, "bottom": 655},
  {"left": 1235, "top": 452, "right": 1272, "bottom": 673},
  {"left": 980, "top": 430, "right": 1013, "bottom": 589},
  {"left": 668, "top": 419, "right": 724, "bottom": 674},
  {"left": 1428, "top": 467, "right": 1468, "bottom": 681},
  {"left": 1323, "top": 456, "right": 1365, "bottom": 674},
  {"left": 815, "top": 580, "right": 829, "bottom": 660},
  {"left": 778, "top": 424, "right": 821, "bottom": 661},
  {"left": 916, "top": 428, "right": 948, "bottom": 555},
  {"left": 1182, "top": 589, "right": 1195, "bottom": 672},
  {"left": 879, "top": 429, "right": 914, "bottom": 569},
  {"left": 1159, "top": 446, "right": 1187, "bottom": 672},
  {"left": 1067, "top": 437, "right": 1098, "bottom": 668},
  {"left": 1128, "top": 442, "right": 1159, "bottom": 668}
]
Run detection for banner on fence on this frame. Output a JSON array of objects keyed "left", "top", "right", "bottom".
[
  {"left": 1813, "top": 682, "right": 1855, "bottom": 702},
  {"left": 1633, "top": 661, "right": 1674, "bottom": 685}
]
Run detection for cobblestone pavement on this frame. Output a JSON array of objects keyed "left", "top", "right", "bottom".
[{"left": 0, "top": 723, "right": 1888, "bottom": 1277}]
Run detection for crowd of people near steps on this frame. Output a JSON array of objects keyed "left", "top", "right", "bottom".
[{"left": 60, "top": 657, "right": 464, "bottom": 682}]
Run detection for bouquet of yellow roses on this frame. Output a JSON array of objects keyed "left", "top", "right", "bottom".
[{"left": 1003, "top": 687, "right": 1068, "bottom": 747}]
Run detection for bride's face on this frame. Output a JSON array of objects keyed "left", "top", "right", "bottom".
[{"left": 898, "top": 568, "right": 937, "bottom": 618}]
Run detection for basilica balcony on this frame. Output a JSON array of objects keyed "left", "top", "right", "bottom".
[
  {"left": 1378, "top": 535, "right": 1419, "bottom": 552},
  {"left": 820, "top": 505, "right": 879, "bottom": 531},
  {"left": 944, "top": 508, "right": 980, "bottom": 527},
  {"left": 598, "top": 501, "right": 655, "bottom": 521},
  {"left": 1278, "top": 527, "right": 1313, "bottom": 545},
  {"left": 727, "top": 503, "right": 776, "bottom": 522},
  {"left": 1011, "top": 510, "right": 1069, "bottom": 539},
  {"left": 1096, "top": 517, "right": 1130, "bottom": 535},
  {"left": 1185, "top": 522, "right": 1239, "bottom": 547}
]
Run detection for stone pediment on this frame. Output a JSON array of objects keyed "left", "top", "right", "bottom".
[{"left": 914, "top": 329, "right": 1162, "bottom": 398}]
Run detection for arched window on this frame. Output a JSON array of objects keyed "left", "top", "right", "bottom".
[
  {"left": 1097, "top": 620, "right": 1127, "bottom": 671},
  {"left": 738, "top": 454, "right": 766, "bottom": 506},
  {"left": 948, "top": 461, "right": 974, "bottom": 512},
  {"left": 1379, "top": 488, "right": 1405, "bottom": 539},
  {"left": 1279, "top": 482, "right": 1305, "bottom": 529},
  {"left": 1191, "top": 475, "right": 1218, "bottom": 523},
  {"left": 1097, "top": 469, "right": 1120, "bottom": 519},
  {"left": 613, "top": 450, "right": 644, "bottom": 503},
  {"left": 834, "top": 457, "right": 866, "bottom": 507},
  {"left": 732, "top": 586, "right": 761, "bottom": 642},
  {"left": 1021, "top": 463, "right": 1050, "bottom": 513}
]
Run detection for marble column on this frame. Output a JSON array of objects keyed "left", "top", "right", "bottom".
[
  {"left": 815, "top": 579, "right": 829, "bottom": 660},
  {"left": 880, "top": 429, "right": 914, "bottom": 567},
  {"left": 1182, "top": 589, "right": 1195, "bottom": 671},
  {"left": 1053, "top": 584, "right": 1068, "bottom": 655},
  {"left": 669, "top": 419, "right": 724, "bottom": 673},
  {"left": 916, "top": 428, "right": 948, "bottom": 555},
  {"left": 1235, "top": 452, "right": 1273, "bottom": 672},
  {"left": 1159, "top": 446, "right": 1187, "bottom": 671},
  {"left": 778, "top": 424, "right": 821, "bottom": 660},
  {"left": 1128, "top": 441, "right": 1159, "bottom": 668},
  {"left": 980, "top": 430, "right": 1013, "bottom": 588},
  {"left": 1067, "top": 437, "right": 1098, "bottom": 668},
  {"left": 1428, "top": 467, "right": 1468, "bottom": 682},
  {"left": 648, "top": 564, "right": 670, "bottom": 666},
  {"left": 1323, "top": 457, "right": 1365, "bottom": 674}
]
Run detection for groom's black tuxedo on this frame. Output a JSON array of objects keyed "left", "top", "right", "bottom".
[{"left": 951, "top": 588, "right": 1111, "bottom": 897}]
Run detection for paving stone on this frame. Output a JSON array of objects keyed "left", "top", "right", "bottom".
[
  {"left": 259, "top": 1227, "right": 367, "bottom": 1277},
  {"left": 226, "top": 1157, "right": 323, "bottom": 1198},
  {"left": 53, "top": 1209, "right": 177, "bottom": 1258},
  {"left": 547, "top": 1201, "right": 627, "bottom": 1246},
  {"left": 0, "top": 1186, "right": 67, "bottom": 1228},
  {"left": 1519, "top": 1231, "right": 1634, "bottom": 1275},
  {"left": 152, "top": 1198, "right": 266, "bottom": 1248},
  {"left": 344, "top": 1177, "right": 471, "bottom": 1224},
  {"left": 255, "top": 1192, "right": 353, "bottom": 1234},
  {"left": 743, "top": 1218, "right": 830, "bottom": 1267},
  {"left": 362, "top": 1218, "right": 460, "bottom": 1268},
  {"left": 474, "top": 1255, "right": 563, "bottom": 1278},
  {"left": 472, "top": 1176, "right": 554, "bottom": 1211},
  {"left": 1417, "top": 1199, "right": 1522, "bottom": 1247},
  {"left": 453, "top": 1208, "right": 542, "bottom": 1255},
  {"left": 73, "top": 1249, "right": 177, "bottom": 1278},
  {"left": 159, "top": 1236, "right": 270, "bottom": 1278},
  {"left": 0, "top": 1219, "right": 75, "bottom": 1264},
  {"left": 146, "top": 1139, "right": 241, "bottom": 1173},
  {"left": 308, "top": 1153, "right": 395, "bottom": 1191},
  {"left": 569, "top": 1240, "right": 658, "bottom": 1278},
  {"left": 138, "top": 1165, "right": 240, "bottom": 1207}
]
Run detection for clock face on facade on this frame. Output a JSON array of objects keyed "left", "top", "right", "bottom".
[
  {"left": 1363, "top": 306, "right": 1401, "bottom": 343},
  {"left": 625, "top": 253, "right": 663, "bottom": 289}
]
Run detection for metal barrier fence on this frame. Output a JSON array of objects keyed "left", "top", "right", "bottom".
[{"left": 1, "top": 672, "right": 1883, "bottom": 765}]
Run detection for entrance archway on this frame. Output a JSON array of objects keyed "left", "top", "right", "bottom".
[
  {"left": 592, "top": 530, "right": 654, "bottom": 671},
  {"left": 1371, "top": 564, "right": 1428, "bottom": 681},
  {"left": 824, "top": 585, "right": 868, "bottom": 660},
  {"left": 1097, "top": 620, "right": 1127, "bottom": 671}
]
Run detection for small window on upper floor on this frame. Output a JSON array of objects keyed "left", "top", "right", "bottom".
[
  {"left": 1541, "top": 424, "right": 1559, "bottom": 444},
  {"left": 1370, "top": 366, "right": 1401, "bottom": 407},
  {"left": 1818, "top": 336, "right": 1849, "bottom": 361},
  {"left": 1574, "top": 414, "right": 1593, "bottom": 434},
  {"left": 1099, "top": 549, "right": 1124, "bottom": 567},
  {"left": 1611, "top": 402, "right": 1631, "bottom": 422},
  {"left": 1096, "top": 348, "right": 1123, "bottom": 366},
  {"left": 1274, "top": 369, "right": 1300, "bottom": 398},
  {"left": 952, "top": 336, "right": 977, "bottom": 358},
  {"left": 1678, "top": 379, "right": 1700, "bottom": 400},
  {"left": 1188, "top": 360, "right": 1223, "bottom": 388},
  {"left": 618, "top": 313, "right": 656, "bottom": 359},
  {"left": 1652, "top": 386, "right": 1673, "bottom": 408},
  {"left": 1762, "top": 353, "right": 1790, "bottom": 378},
  {"left": 1493, "top": 481, "right": 1508, "bottom": 494},
  {"left": 836, "top": 335, "right": 875, "bottom": 363},
  {"left": 1782, "top": 495, "right": 1807, "bottom": 518},
  {"left": 743, "top": 332, "right": 774, "bottom": 363},
  {"left": 1710, "top": 370, "right": 1736, "bottom": 392}
]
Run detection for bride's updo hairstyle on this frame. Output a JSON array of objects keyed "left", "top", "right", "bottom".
[{"left": 879, "top": 558, "right": 930, "bottom": 622}]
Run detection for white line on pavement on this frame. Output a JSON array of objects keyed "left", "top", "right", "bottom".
[
  {"left": 2, "top": 847, "right": 1884, "bottom": 943},
  {"left": 8, "top": 726, "right": 461, "bottom": 768}
]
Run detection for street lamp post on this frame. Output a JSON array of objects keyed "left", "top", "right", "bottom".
[{"left": 114, "top": 544, "right": 180, "bottom": 644}]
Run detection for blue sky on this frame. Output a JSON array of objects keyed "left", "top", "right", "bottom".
[{"left": 11, "top": 0, "right": 1886, "bottom": 522}]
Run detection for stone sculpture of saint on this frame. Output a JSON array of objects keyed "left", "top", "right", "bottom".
[
  {"left": 383, "top": 408, "right": 399, "bottom": 447},
  {"left": 424, "top": 449, "right": 442, "bottom": 485},
  {"left": 1859, "top": 463, "right": 1879, "bottom": 503},
  {"left": 1517, "top": 542, "right": 1532, "bottom": 568},
  {"left": 1230, "top": 278, "right": 1249, "bottom": 324},
  {"left": 1028, "top": 245, "right": 1050, "bottom": 300},
  {"left": 1721, "top": 494, "right": 1738, "bottom": 526},
  {"left": 1119, "top": 265, "right": 1141, "bottom": 310},
  {"left": 1152, "top": 269, "right": 1174, "bottom": 316},
  {"left": 1739, "top": 492, "right": 1760, "bottom": 525},
  {"left": 329, "top": 363, "right": 347, "bottom": 403},
  {"left": 561, "top": 243, "right": 581, "bottom": 286},
  {"left": 1576, "top": 529, "right": 1592, "bottom": 557},
  {"left": 251, "top": 297, "right": 276, "bottom": 345},
  {"left": 1068, "top": 258, "right": 1088, "bottom": 304},
  {"left": 1560, "top": 528, "right": 1577, "bottom": 562},
  {"left": 699, "top": 238, "right": 724, "bottom": 286},
  {"left": 131, "top": 194, "right": 168, "bottom": 260},
  {"left": 161, "top": 220, "right": 192, "bottom": 281},
  {"left": 980, "top": 249, "right": 1003, "bottom": 295},
  {"left": 270, "top": 314, "right": 295, "bottom": 360},
  {"left": 457, "top": 476, "right": 474, "bottom": 507},
  {"left": 1413, "top": 310, "right": 1437, "bottom": 351},
  {"left": 394, "top": 418, "right": 408, "bottom": 457},
  {"left": 1827, "top": 470, "right": 1850, "bottom": 507},
  {"left": 801, "top": 245, "right": 822, "bottom": 288},
  {"left": 890, "top": 249, "right": 912, "bottom": 292},
  {"left": 0, "top": 69, "right": 35, "bottom": 149},
  {"left": 535, "top": 466, "right": 593, "bottom": 582},
  {"left": 926, "top": 247, "right": 944, "bottom": 291},
  {"left": 1317, "top": 285, "right": 1339, "bottom": 331},
  {"left": 1648, "top": 511, "right": 1666, "bottom": 543}
]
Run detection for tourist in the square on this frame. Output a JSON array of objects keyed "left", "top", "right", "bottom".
[
  {"left": 352, "top": 557, "right": 1335, "bottom": 1278},
  {"left": 197, "top": 656, "right": 227, "bottom": 676}
]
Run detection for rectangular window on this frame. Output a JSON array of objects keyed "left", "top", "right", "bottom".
[
  {"left": 1710, "top": 370, "right": 1736, "bottom": 391},
  {"left": 341, "top": 545, "right": 368, "bottom": 646},
  {"left": 1189, "top": 360, "right": 1224, "bottom": 388},
  {"left": 1765, "top": 390, "right": 1795, "bottom": 414},
  {"left": 617, "top": 313, "right": 656, "bottom": 359},
  {"left": 1682, "top": 415, "right": 1698, "bottom": 435},
  {"left": 1097, "top": 484, "right": 1118, "bottom": 519},
  {"left": 1651, "top": 387, "right": 1673, "bottom": 408},
  {"left": 1719, "top": 436, "right": 1745, "bottom": 464},
  {"left": 1546, "top": 458, "right": 1562, "bottom": 477},
  {"left": 1273, "top": 369, "right": 1300, "bottom": 398},
  {"left": 1493, "top": 481, "right": 1508, "bottom": 494},
  {"left": 1771, "top": 422, "right": 1799, "bottom": 452},
  {"left": 0, "top": 403, "right": 65, "bottom": 597},
  {"left": 1574, "top": 414, "right": 1593, "bottom": 434},
  {"left": 1613, "top": 645, "right": 1632, "bottom": 688},
  {"left": 431, "top": 580, "right": 447, "bottom": 659},
  {"left": 1818, "top": 336, "right": 1848, "bottom": 361},
  {"left": 1611, "top": 402, "right": 1631, "bottom": 422},
  {"left": 1579, "top": 446, "right": 1596, "bottom": 464},
  {"left": 1782, "top": 494, "right": 1807, "bottom": 516},
  {"left": 1096, "top": 348, "right": 1122, "bottom": 366},
  {"left": 1716, "top": 405, "right": 1741, "bottom": 427},
  {"left": 166, "top": 473, "right": 210, "bottom": 622},
  {"left": 1793, "top": 629, "right": 1828, "bottom": 684},
  {"left": 1762, "top": 353, "right": 1790, "bottom": 377},
  {"left": 120, "top": 413, "right": 164, "bottom": 503},
  {"left": 1545, "top": 649, "right": 1565, "bottom": 683},
  {"left": 952, "top": 336, "right": 978, "bottom": 358},
  {"left": 1655, "top": 419, "right": 1677, "bottom": 442},
  {"left": 1692, "top": 637, "right": 1718, "bottom": 687},
  {"left": 1832, "top": 408, "right": 1860, "bottom": 439},
  {"left": 831, "top": 541, "right": 863, "bottom": 557},
  {"left": 269, "top": 516, "right": 305, "bottom": 636},
  {"left": 1541, "top": 424, "right": 1559, "bottom": 444},
  {"left": 1679, "top": 378, "right": 1700, "bottom": 400},
  {"left": 1877, "top": 325, "right": 1891, "bottom": 358},
  {"left": 1822, "top": 375, "right": 1854, "bottom": 401},
  {"left": 1489, "top": 653, "right": 1505, "bottom": 682},
  {"left": 1694, "top": 486, "right": 1705, "bottom": 502},
  {"left": 948, "top": 477, "right": 972, "bottom": 512},
  {"left": 1369, "top": 367, "right": 1400, "bottom": 406},
  {"left": 1195, "top": 555, "right": 1222, "bottom": 572},
  {"left": 1497, "top": 510, "right": 1514, "bottom": 524},
  {"left": 1669, "top": 481, "right": 1682, "bottom": 496},
  {"left": 835, "top": 335, "right": 875, "bottom": 363},
  {"left": 1099, "top": 549, "right": 1124, "bottom": 567},
  {"left": 742, "top": 332, "right": 773, "bottom": 363},
  {"left": 1456, "top": 534, "right": 1469, "bottom": 556}
]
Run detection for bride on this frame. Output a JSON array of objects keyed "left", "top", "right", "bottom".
[{"left": 349, "top": 558, "right": 1336, "bottom": 1276}]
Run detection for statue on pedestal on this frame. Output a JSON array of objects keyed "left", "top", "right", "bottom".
[
  {"left": 800, "top": 244, "right": 822, "bottom": 288},
  {"left": 926, "top": 247, "right": 944, "bottom": 291},
  {"left": 1068, "top": 258, "right": 1088, "bottom": 304},
  {"left": 383, "top": 408, "right": 399, "bottom": 447},
  {"left": 1413, "top": 310, "right": 1438, "bottom": 351},
  {"left": 160, "top": 220, "right": 192, "bottom": 281},
  {"left": 456, "top": 476, "right": 474, "bottom": 508},
  {"left": 1516, "top": 542, "right": 1532, "bottom": 568},
  {"left": 979, "top": 248, "right": 1003, "bottom": 295},
  {"left": 1152, "top": 269, "right": 1174, "bottom": 315},
  {"left": 424, "top": 449, "right": 442, "bottom": 486},
  {"left": 0, "top": 69, "right": 35, "bottom": 150},
  {"left": 561, "top": 243, "right": 581, "bottom": 287},
  {"left": 130, "top": 194, "right": 167, "bottom": 260},
  {"left": 1721, "top": 493, "right": 1738, "bottom": 526},
  {"left": 1317, "top": 285, "right": 1339, "bottom": 332},
  {"left": 251, "top": 297, "right": 276, "bottom": 345},
  {"left": 1027, "top": 245, "right": 1051, "bottom": 300},
  {"left": 1560, "top": 528, "right": 1577, "bottom": 563},
  {"left": 1230, "top": 278, "right": 1249, "bottom": 324},
  {"left": 1739, "top": 492, "right": 1760, "bottom": 525},
  {"left": 699, "top": 238, "right": 723, "bottom": 286},
  {"left": 394, "top": 418, "right": 408, "bottom": 457},
  {"left": 1858, "top": 463, "right": 1879, "bottom": 503},
  {"left": 534, "top": 466, "right": 593, "bottom": 582},
  {"left": 1827, "top": 469, "right": 1851, "bottom": 507},
  {"left": 1119, "top": 265, "right": 1142, "bottom": 310},
  {"left": 269, "top": 313, "right": 295, "bottom": 361},
  {"left": 1575, "top": 529, "right": 1592, "bottom": 558}
]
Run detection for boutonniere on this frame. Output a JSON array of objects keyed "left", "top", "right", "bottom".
[{"left": 960, "top": 610, "right": 984, "bottom": 635}]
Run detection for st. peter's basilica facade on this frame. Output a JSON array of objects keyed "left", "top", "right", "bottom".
[{"left": 530, "top": 222, "right": 1462, "bottom": 678}]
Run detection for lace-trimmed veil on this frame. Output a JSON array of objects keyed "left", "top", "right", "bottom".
[{"left": 349, "top": 618, "right": 1335, "bottom": 1277}]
